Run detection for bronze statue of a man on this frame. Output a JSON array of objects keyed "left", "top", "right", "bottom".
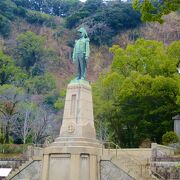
[{"left": 72, "top": 27, "right": 90, "bottom": 80}]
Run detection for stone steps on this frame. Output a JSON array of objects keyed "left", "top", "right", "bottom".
[
  {"left": 7, "top": 158, "right": 33, "bottom": 180},
  {"left": 101, "top": 149, "right": 155, "bottom": 180},
  {"left": 112, "top": 158, "right": 152, "bottom": 180},
  {"left": 101, "top": 160, "right": 135, "bottom": 180}
]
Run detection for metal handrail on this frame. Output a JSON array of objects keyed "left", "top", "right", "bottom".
[{"left": 101, "top": 141, "right": 121, "bottom": 158}]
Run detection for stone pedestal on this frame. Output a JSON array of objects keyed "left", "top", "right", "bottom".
[{"left": 41, "top": 80, "right": 101, "bottom": 180}]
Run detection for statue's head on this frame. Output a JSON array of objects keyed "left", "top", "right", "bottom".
[{"left": 78, "top": 27, "right": 88, "bottom": 38}]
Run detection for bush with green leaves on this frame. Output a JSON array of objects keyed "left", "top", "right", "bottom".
[
  {"left": 0, "top": 0, "right": 26, "bottom": 37},
  {"left": 15, "top": 31, "right": 45, "bottom": 72},
  {"left": 13, "top": 6, "right": 27, "bottom": 17},
  {"left": 26, "top": 10, "right": 56, "bottom": 28},
  {"left": 0, "top": 15, "right": 11, "bottom": 38},
  {"left": 0, "top": 133, "right": 5, "bottom": 144},
  {"left": 15, "top": 31, "right": 58, "bottom": 73},
  {"left": 0, "top": 50, "right": 27, "bottom": 85},
  {"left": 133, "top": 0, "right": 180, "bottom": 23},
  {"left": 44, "top": 90, "right": 59, "bottom": 108},
  {"left": 162, "top": 131, "right": 179, "bottom": 145},
  {"left": 25, "top": 73, "right": 56, "bottom": 94},
  {"left": 0, "top": 144, "right": 27, "bottom": 154},
  {"left": 0, "top": 0, "right": 17, "bottom": 20},
  {"left": 0, "top": 0, "right": 27, "bottom": 22},
  {"left": 54, "top": 89, "right": 66, "bottom": 110}
]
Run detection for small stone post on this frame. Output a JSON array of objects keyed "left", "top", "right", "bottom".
[{"left": 172, "top": 114, "right": 180, "bottom": 141}]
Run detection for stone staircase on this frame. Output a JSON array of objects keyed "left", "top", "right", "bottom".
[
  {"left": 100, "top": 146, "right": 156, "bottom": 180},
  {"left": 111, "top": 153, "right": 152, "bottom": 180},
  {"left": 7, "top": 156, "right": 42, "bottom": 180},
  {"left": 4, "top": 146, "right": 43, "bottom": 180},
  {"left": 7, "top": 158, "right": 34, "bottom": 179},
  {"left": 101, "top": 160, "right": 135, "bottom": 180}
]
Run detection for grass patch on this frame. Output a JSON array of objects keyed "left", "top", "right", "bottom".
[
  {"left": 0, "top": 153, "right": 22, "bottom": 158},
  {"left": 0, "top": 144, "right": 28, "bottom": 154}
]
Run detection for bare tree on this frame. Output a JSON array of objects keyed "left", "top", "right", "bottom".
[
  {"left": 0, "top": 85, "right": 25, "bottom": 143},
  {"left": 13, "top": 102, "right": 36, "bottom": 144},
  {"left": 32, "top": 106, "right": 50, "bottom": 145}
]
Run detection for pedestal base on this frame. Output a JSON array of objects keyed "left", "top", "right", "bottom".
[{"left": 41, "top": 145, "right": 101, "bottom": 180}]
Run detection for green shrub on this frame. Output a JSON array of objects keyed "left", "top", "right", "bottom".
[
  {"left": 0, "top": 133, "right": 5, "bottom": 144},
  {"left": 25, "top": 73, "right": 56, "bottom": 94},
  {"left": 0, "top": 15, "right": 11, "bottom": 37},
  {"left": 26, "top": 10, "right": 56, "bottom": 28},
  {"left": 13, "top": 144, "right": 27, "bottom": 153},
  {"left": 13, "top": 6, "right": 27, "bottom": 17},
  {"left": 15, "top": 31, "right": 45, "bottom": 71},
  {"left": 54, "top": 89, "right": 66, "bottom": 110},
  {"left": 0, "top": 0, "right": 17, "bottom": 20},
  {"left": 0, "top": 134, "right": 14, "bottom": 144},
  {"left": 139, "top": 138, "right": 152, "bottom": 148},
  {"left": 162, "top": 131, "right": 179, "bottom": 145},
  {"left": 0, "top": 144, "right": 27, "bottom": 154},
  {"left": 66, "top": 10, "right": 90, "bottom": 29},
  {"left": 44, "top": 92, "right": 59, "bottom": 107}
]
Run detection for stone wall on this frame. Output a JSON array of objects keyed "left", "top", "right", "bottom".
[
  {"left": 151, "top": 143, "right": 180, "bottom": 179},
  {"left": 151, "top": 143, "right": 175, "bottom": 159},
  {"left": 101, "top": 148, "right": 151, "bottom": 161},
  {"left": 0, "top": 160, "right": 20, "bottom": 167},
  {"left": 0, "top": 159, "right": 27, "bottom": 171}
]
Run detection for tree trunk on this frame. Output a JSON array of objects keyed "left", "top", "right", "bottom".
[{"left": 5, "top": 122, "right": 9, "bottom": 144}]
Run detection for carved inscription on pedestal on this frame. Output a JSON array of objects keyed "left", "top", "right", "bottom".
[
  {"left": 49, "top": 154, "right": 71, "bottom": 180},
  {"left": 70, "top": 94, "right": 76, "bottom": 116},
  {"left": 80, "top": 154, "right": 90, "bottom": 180}
]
